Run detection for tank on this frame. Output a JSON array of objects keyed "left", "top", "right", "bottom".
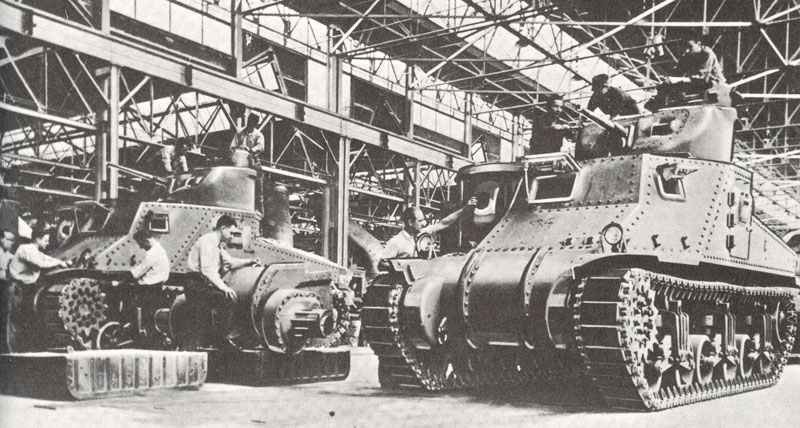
[
  {"left": 17, "top": 167, "right": 353, "bottom": 382},
  {"left": 362, "top": 101, "right": 800, "bottom": 410}
]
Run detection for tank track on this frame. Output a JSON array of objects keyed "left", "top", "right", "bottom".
[
  {"left": 573, "top": 268, "right": 798, "bottom": 410},
  {"left": 362, "top": 279, "right": 529, "bottom": 391}
]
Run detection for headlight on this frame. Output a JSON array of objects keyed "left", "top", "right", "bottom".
[
  {"left": 601, "top": 222, "right": 624, "bottom": 246},
  {"left": 415, "top": 232, "right": 435, "bottom": 256}
]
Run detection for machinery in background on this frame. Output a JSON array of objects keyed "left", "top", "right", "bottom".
[{"left": 362, "top": 87, "right": 799, "bottom": 410}]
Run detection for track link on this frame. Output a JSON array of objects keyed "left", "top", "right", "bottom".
[{"left": 573, "top": 268, "right": 798, "bottom": 410}]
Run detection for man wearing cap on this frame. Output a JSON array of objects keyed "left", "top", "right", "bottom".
[{"left": 587, "top": 74, "right": 641, "bottom": 118}]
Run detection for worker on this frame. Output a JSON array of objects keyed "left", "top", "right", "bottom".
[
  {"left": 230, "top": 113, "right": 265, "bottom": 168},
  {"left": 382, "top": 197, "right": 477, "bottom": 260},
  {"left": 674, "top": 32, "right": 726, "bottom": 86},
  {"left": 7, "top": 226, "right": 69, "bottom": 352},
  {"left": 130, "top": 229, "right": 170, "bottom": 286},
  {"left": 185, "top": 215, "right": 260, "bottom": 347},
  {"left": 587, "top": 74, "right": 641, "bottom": 117},
  {"left": 530, "top": 95, "right": 575, "bottom": 154},
  {"left": 0, "top": 229, "right": 16, "bottom": 353}
]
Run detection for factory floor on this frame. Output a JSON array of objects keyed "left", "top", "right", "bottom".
[{"left": 1, "top": 347, "right": 798, "bottom": 428}]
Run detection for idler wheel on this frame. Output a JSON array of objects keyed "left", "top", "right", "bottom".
[
  {"left": 641, "top": 337, "right": 670, "bottom": 394},
  {"left": 259, "top": 289, "right": 331, "bottom": 354},
  {"left": 96, "top": 321, "right": 135, "bottom": 349}
]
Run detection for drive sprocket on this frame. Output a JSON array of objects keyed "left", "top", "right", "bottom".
[{"left": 56, "top": 278, "right": 108, "bottom": 348}]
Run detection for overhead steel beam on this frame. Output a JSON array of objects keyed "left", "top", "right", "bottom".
[
  {"left": 561, "top": 0, "right": 679, "bottom": 55},
  {"left": 330, "top": 0, "right": 382, "bottom": 53},
  {"left": 1, "top": 153, "right": 92, "bottom": 172},
  {"left": 0, "top": 1, "right": 470, "bottom": 171},
  {"left": 0, "top": 101, "right": 96, "bottom": 131},
  {"left": 11, "top": 185, "right": 91, "bottom": 200}
]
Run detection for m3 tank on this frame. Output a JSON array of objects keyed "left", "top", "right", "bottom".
[
  {"left": 362, "top": 99, "right": 800, "bottom": 410},
  {"left": 18, "top": 166, "right": 353, "bottom": 383}
]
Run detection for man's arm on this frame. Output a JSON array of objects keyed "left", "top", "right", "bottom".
[
  {"left": 130, "top": 252, "right": 154, "bottom": 281},
  {"left": 380, "top": 237, "right": 402, "bottom": 260},
  {"left": 587, "top": 93, "right": 599, "bottom": 112},
  {"left": 251, "top": 133, "right": 265, "bottom": 153},
  {"left": 220, "top": 248, "right": 257, "bottom": 271},
  {"left": 19, "top": 246, "right": 66, "bottom": 269},
  {"left": 198, "top": 241, "right": 229, "bottom": 290},
  {"left": 420, "top": 197, "right": 477, "bottom": 235}
]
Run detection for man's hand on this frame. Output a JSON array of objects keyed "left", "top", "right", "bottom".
[
  {"left": 219, "top": 285, "right": 237, "bottom": 301},
  {"left": 250, "top": 258, "right": 262, "bottom": 267},
  {"left": 466, "top": 196, "right": 478, "bottom": 207},
  {"left": 59, "top": 260, "right": 71, "bottom": 268}
]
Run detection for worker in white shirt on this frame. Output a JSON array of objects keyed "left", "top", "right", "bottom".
[
  {"left": 382, "top": 197, "right": 477, "bottom": 260},
  {"left": 130, "top": 230, "right": 170, "bottom": 286},
  {"left": 184, "top": 215, "right": 260, "bottom": 348},
  {"left": 8, "top": 226, "right": 69, "bottom": 352},
  {"left": 230, "top": 113, "right": 265, "bottom": 168}
]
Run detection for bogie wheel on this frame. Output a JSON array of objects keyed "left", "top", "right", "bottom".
[
  {"left": 663, "top": 353, "right": 694, "bottom": 389},
  {"left": 690, "top": 335, "right": 717, "bottom": 385},
  {"left": 96, "top": 321, "right": 135, "bottom": 349},
  {"left": 735, "top": 334, "right": 757, "bottom": 379}
]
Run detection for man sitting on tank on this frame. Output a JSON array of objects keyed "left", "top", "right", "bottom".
[
  {"left": 647, "top": 31, "right": 727, "bottom": 110},
  {"left": 230, "top": 113, "right": 265, "bottom": 168},
  {"left": 185, "top": 215, "right": 260, "bottom": 347},
  {"left": 382, "top": 197, "right": 477, "bottom": 260},
  {"left": 530, "top": 95, "right": 576, "bottom": 154},
  {"left": 130, "top": 230, "right": 170, "bottom": 287}
]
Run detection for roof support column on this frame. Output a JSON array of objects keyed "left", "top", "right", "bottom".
[
  {"left": 404, "top": 67, "right": 415, "bottom": 138},
  {"left": 323, "top": 29, "right": 346, "bottom": 262},
  {"left": 230, "top": 1, "right": 243, "bottom": 77},
  {"left": 334, "top": 137, "right": 351, "bottom": 266},
  {"left": 93, "top": 0, "right": 110, "bottom": 33},
  {"left": 464, "top": 94, "right": 473, "bottom": 159},
  {"left": 94, "top": 65, "right": 119, "bottom": 201}
]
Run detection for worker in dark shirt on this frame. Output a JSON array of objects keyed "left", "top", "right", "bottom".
[
  {"left": 530, "top": 95, "right": 575, "bottom": 154},
  {"left": 647, "top": 32, "right": 728, "bottom": 111},
  {"left": 587, "top": 74, "right": 641, "bottom": 117},
  {"left": 675, "top": 33, "right": 726, "bottom": 86}
]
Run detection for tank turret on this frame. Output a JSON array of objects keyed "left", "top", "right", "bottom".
[
  {"left": 19, "top": 166, "right": 353, "bottom": 383},
  {"left": 362, "top": 103, "right": 799, "bottom": 409}
]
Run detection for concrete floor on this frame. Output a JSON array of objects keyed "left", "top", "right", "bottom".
[{"left": 1, "top": 348, "right": 798, "bottom": 428}]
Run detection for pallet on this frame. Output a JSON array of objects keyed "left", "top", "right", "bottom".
[{"left": 0, "top": 349, "right": 206, "bottom": 400}]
